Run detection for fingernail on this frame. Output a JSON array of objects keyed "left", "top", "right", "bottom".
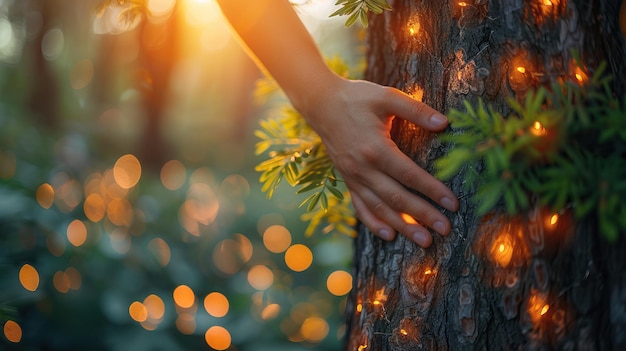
[
  {"left": 441, "top": 197, "right": 456, "bottom": 211},
  {"left": 379, "top": 229, "right": 392, "bottom": 240},
  {"left": 429, "top": 114, "right": 448, "bottom": 128},
  {"left": 412, "top": 230, "right": 429, "bottom": 246},
  {"left": 433, "top": 221, "right": 447, "bottom": 235}
]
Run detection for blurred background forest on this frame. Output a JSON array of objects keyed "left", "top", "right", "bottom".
[{"left": 0, "top": 0, "right": 362, "bottom": 350}]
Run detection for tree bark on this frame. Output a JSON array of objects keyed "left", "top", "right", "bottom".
[{"left": 346, "top": 0, "right": 626, "bottom": 350}]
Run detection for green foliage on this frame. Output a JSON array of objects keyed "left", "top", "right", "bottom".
[
  {"left": 436, "top": 64, "right": 626, "bottom": 241},
  {"left": 330, "top": 0, "right": 392, "bottom": 27},
  {"left": 255, "top": 57, "right": 357, "bottom": 237}
]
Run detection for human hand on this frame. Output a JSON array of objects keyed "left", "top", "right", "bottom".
[{"left": 296, "top": 76, "right": 459, "bottom": 248}]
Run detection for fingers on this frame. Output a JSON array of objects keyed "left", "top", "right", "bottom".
[
  {"left": 380, "top": 87, "right": 449, "bottom": 131},
  {"left": 377, "top": 142, "right": 459, "bottom": 212},
  {"left": 352, "top": 185, "right": 435, "bottom": 248},
  {"left": 351, "top": 193, "right": 396, "bottom": 241}
]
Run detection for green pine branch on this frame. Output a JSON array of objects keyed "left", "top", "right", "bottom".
[
  {"left": 330, "top": 0, "right": 392, "bottom": 27},
  {"left": 436, "top": 64, "right": 626, "bottom": 241},
  {"left": 254, "top": 56, "right": 358, "bottom": 237}
]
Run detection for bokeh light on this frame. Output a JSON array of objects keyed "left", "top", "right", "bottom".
[
  {"left": 67, "top": 219, "right": 88, "bottom": 247},
  {"left": 84, "top": 193, "right": 106, "bottom": 222},
  {"left": 285, "top": 244, "right": 313, "bottom": 272},
  {"left": 205, "top": 326, "right": 231, "bottom": 351},
  {"left": 173, "top": 285, "right": 195, "bottom": 309},
  {"left": 204, "top": 292, "right": 229, "bottom": 318},
  {"left": 144, "top": 294, "right": 165, "bottom": 320},
  {"left": 247, "top": 265, "right": 274, "bottom": 290},
  {"left": 160, "top": 159, "right": 187, "bottom": 190},
  {"left": 53, "top": 270, "right": 71, "bottom": 293},
  {"left": 3, "top": 320, "right": 22, "bottom": 343},
  {"left": 263, "top": 225, "right": 292, "bottom": 253},
  {"left": 36, "top": 183, "right": 55, "bottom": 209},
  {"left": 326, "top": 270, "right": 353, "bottom": 296},
  {"left": 19, "top": 264, "right": 39, "bottom": 292},
  {"left": 148, "top": 238, "right": 171, "bottom": 267},
  {"left": 113, "top": 154, "right": 142, "bottom": 189},
  {"left": 129, "top": 301, "right": 148, "bottom": 323},
  {"left": 300, "top": 317, "right": 329, "bottom": 342},
  {"left": 176, "top": 313, "right": 196, "bottom": 335},
  {"left": 261, "top": 303, "right": 281, "bottom": 320}
]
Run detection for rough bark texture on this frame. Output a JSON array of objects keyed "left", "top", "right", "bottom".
[{"left": 346, "top": 0, "right": 626, "bottom": 350}]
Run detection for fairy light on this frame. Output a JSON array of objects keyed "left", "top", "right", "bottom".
[
  {"left": 356, "top": 303, "right": 363, "bottom": 313},
  {"left": 489, "top": 231, "right": 514, "bottom": 267},
  {"left": 408, "top": 21, "right": 420, "bottom": 36},
  {"left": 358, "top": 345, "right": 368, "bottom": 351},
  {"left": 573, "top": 65, "right": 588, "bottom": 84},
  {"left": 549, "top": 213, "right": 559, "bottom": 226},
  {"left": 400, "top": 328, "right": 408, "bottom": 336},
  {"left": 458, "top": 1, "right": 468, "bottom": 6},
  {"left": 516, "top": 66, "right": 526, "bottom": 73},
  {"left": 527, "top": 290, "right": 550, "bottom": 324},
  {"left": 530, "top": 121, "right": 547, "bottom": 136}
]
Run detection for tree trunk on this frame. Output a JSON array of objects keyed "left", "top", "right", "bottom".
[{"left": 346, "top": 1, "right": 626, "bottom": 350}]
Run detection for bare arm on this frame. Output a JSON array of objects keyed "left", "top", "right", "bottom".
[{"left": 217, "top": 0, "right": 459, "bottom": 247}]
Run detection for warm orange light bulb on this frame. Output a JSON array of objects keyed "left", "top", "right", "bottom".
[
  {"left": 549, "top": 213, "right": 559, "bottom": 226},
  {"left": 516, "top": 66, "right": 526, "bottom": 73},
  {"left": 458, "top": 1, "right": 468, "bottom": 6},
  {"left": 530, "top": 121, "right": 547, "bottom": 136},
  {"left": 356, "top": 303, "right": 363, "bottom": 312},
  {"left": 543, "top": 0, "right": 553, "bottom": 5},
  {"left": 358, "top": 345, "right": 368, "bottom": 351},
  {"left": 540, "top": 304, "right": 550, "bottom": 315},
  {"left": 490, "top": 232, "right": 514, "bottom": 267},
  {"left": 400, "top": 328, "right": 408, "bottom": 336}
]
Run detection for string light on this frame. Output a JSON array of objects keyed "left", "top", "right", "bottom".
[
  {"left": 358, "top": 344, "right": 368, "bottom": 351},
  {"left": 458, "top": 1, "right": 468, "bottom": 6},
  {"left": 530, "top": 121, "right": 547, "bottom": 136},
  {"left": 489, "top": 231, "right": 514, "bottom": 268},
  {"left": 408, "top": 21, "right": 420, "bottom": 36},
  {"left": 527, "top": 290, "right": 550, "bottom": 324},
  {"left": 516, "top": 66, "right": 526, "bottom": 73}
]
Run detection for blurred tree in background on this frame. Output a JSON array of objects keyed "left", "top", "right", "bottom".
[{"left": 0, "top": 0, "right": 360, "bottom": 350}]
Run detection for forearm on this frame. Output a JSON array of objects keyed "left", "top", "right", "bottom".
[{"left": 216, "top": 0, "right": 339, "bottom": 112}]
